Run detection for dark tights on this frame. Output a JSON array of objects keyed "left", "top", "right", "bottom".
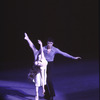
[{"left": 44, "top": 62, "right": 55, "bottom": 97}]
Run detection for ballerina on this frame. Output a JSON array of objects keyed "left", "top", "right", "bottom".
[{"left": 24, "top": 33, "right": 48, "bottom": 100}]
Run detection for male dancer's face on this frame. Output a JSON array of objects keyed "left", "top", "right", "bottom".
[{"left": 47, "top": 41, "right": 53, "bottom": 49}]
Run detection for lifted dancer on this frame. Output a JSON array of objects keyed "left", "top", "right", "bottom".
[{"left": 24, "top": 33, "right": 48, "bottom": 100}]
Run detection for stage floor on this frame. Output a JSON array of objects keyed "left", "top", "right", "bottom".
[{"left": 0, "top": 59, "right": 99, "bottom": 100}]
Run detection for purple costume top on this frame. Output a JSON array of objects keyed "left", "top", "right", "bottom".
[{"left": 42, "top": 46, "right": 75, "bottom": 62}]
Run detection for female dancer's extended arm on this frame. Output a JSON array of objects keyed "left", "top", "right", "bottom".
[
  {"left": 38, "top": 40, "right": 46, "bottom": 94},
  {"left": 38, "top": 40, "right": 44, "bottom": 59}
]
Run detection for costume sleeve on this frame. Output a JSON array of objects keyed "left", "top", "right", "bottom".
[{"left": 55, "top": 48, "right": 75, "bottom": 59}]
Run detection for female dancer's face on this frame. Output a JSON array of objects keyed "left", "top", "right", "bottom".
[{"left": 35, "top": 55, "right": 42, "bottom": 66}]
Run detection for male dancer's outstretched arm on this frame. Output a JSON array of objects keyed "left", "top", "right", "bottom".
[{"left": 56, "top": 48, "right": 81, "bottom": 59}]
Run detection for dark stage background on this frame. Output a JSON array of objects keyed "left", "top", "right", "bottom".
[
  {"left": 0, "top": 1, "right": 99, "bottom": 100},
  {"left": 1, "top": 0, "right": 98, "bottom": 66}
]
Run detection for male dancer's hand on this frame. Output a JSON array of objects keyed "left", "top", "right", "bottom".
[{"left": 74, "top": 57, "right": 82, "bottom": 59}]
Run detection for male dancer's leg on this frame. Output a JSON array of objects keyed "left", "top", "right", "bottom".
[{"left": 44, "top": 62, "right": 55, "bottom": 99}]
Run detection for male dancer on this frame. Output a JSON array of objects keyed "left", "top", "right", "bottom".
[{"left": 42, "top": 37, "right": 81, "bottom": 100}]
